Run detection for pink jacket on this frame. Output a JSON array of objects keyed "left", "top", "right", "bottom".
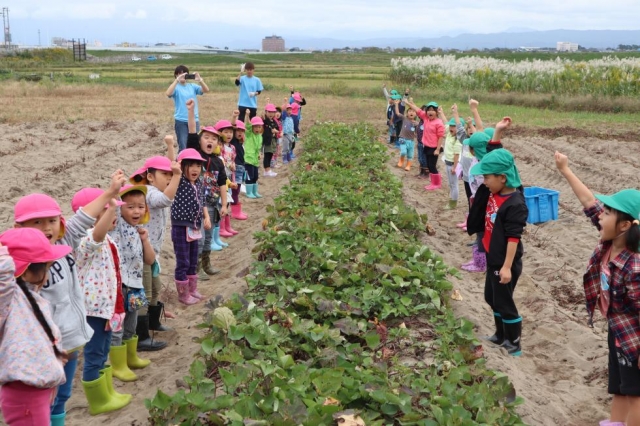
[
  {"left": 0, "top": 247, "right": 66, "bottom": 388},
  {"left": 416, "top": 111, "right": 445, "bottom": 148}
]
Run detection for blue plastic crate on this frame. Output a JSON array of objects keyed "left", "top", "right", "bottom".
[{"left": 523, "top": 187, "right": 559, "bottom": 224}]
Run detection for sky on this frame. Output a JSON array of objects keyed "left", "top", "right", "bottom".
[{"left": 6, "top": 1, "right": 640, "bottom": 48}]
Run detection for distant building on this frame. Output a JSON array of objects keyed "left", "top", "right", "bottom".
[
  {"left": 262, "top": 35, "right": 285, "bottom": 52},
  {"left": 51, "top": 37, "right": 72, "bottom": 47},
  {"left": 556, "top": 42, "right": 579, "bottom": 52}
]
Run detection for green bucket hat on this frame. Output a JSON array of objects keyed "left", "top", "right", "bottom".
[
  {"left": 447, "top": 118, "right": 466, "bottom": 126},
  {"left": 464, "top": 131, "right": 491, "bottom": 160},
  {"left": 391, "top": 94, "right": 403, "bottom": 100},
  {"left": 390, "top": 89, "right": 400, "bottom": 96},
  {"left": 484, "top": 127, "right": 495, "bottom": 138},
  {"left": 425, "top": 101, "right": 439, "bottom": 109},
  {"left": 470, "top": 149, "right": 522, "bottom": 188},
  {"left": 595, "top": 189, "right": 640, "bottom": 224}
]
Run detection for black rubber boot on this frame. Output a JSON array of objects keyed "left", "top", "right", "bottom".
[
  {"left": 136, "top": 315, "right": 167, "bottom": 352},
  {"left": 148, "top": 301, "right": 172, "bottom": 332},
  {"left": 501, "top": 320, "right": 522, "bottom": 356},
  {"left": 485, "top": 314, "right": 504, "bottom": 345}
]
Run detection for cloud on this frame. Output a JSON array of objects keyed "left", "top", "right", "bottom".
[{"left": 124, "top": 9, "right": 147, "bottom": 19}]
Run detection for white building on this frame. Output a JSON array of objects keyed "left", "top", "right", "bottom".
[{"left": 556, "top": 42, "right": 579, "bottom": 52}]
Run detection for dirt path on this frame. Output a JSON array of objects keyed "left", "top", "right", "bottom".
[{"left": 387, "top": 134, "right": 639, "bottom": 425}]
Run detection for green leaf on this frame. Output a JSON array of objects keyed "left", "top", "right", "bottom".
[{"left": 364, "top": 331, "right": 380, "bottom": 349}]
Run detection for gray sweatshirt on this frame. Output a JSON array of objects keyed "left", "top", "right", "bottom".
[{"left": 41, "top": 208, "right": 95, "bottom": 351}]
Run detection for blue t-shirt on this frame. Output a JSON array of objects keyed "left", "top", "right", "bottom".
[
  {"left": 237, "top": 75, "right": 264, "bottom": 108},
  {"left": 170, "top": 83, "right": 203, "bottom": 122}
]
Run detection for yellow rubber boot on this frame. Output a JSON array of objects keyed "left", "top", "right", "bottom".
[
  {"left": 125, "top": 335, "right": 151, "bottom": 369},
  {"left": 404, "top": 160, "right": 412, "bottom": 171},
  {"left": 101, "top": 365, "right": 132, "bottom": 406},
  {"left": 82, "top": 372, "right": 131, "bottom": 415},
  {"left": 108, "top": 344, "right": 137, "bottom": 382}
]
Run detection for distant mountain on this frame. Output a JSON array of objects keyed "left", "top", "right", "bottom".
[{"left": 286, "top": 30, "right": 640, "bottom": 51}]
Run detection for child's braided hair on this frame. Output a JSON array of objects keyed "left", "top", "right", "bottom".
[{"left": 15, "top": 263, "right": 63, "bottom": 358}]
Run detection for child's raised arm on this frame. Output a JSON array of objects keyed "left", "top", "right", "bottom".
[
  {"left": 438, "top": 106, "right": 447, "bottom": 123},
  {"left": 186, "top": 99, "right": 196, "bottom": 134},
  {"left": 555, "top": 151, "right": 596, "bottom": 209},
  {"left": 92, "top": 199, "right": 118, "bottom": 243},
  {"left": 164, "top": 161, "right": 182, "bottom": 200},
  {"left": 164, "top": 135, "right": 176, "bottom": 161},
  {"left": 83, "top": 171, "right": 126, "bottom": 219},
  {"left": 231, "top": 109, "right": 240, "bottom": 126},
  {"left": 492, "top": 117, "right": 512, "bottom": 143},
  {"left": 469, "top": 99, "right": 484, "bottom": 131}
]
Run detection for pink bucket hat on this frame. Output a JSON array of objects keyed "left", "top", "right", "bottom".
[
  {"left": 130, "top": 156, "right": 173, "bottom": 183},
  {"left": 71, "top": 188, "right": 125, "bottom": 213},
  {"left": 199, "top": 126, "right": 220, "bottom": 136},
  {"left": 213, "top": 120, "right": 233, "bottom": 131},
  {"left": 0, "top": 228, "right": 72, "bottom": 277},
  {"left": 264, "top": 103, "right": 277, "bottom": 112},
  {"left": 250, "top": 117, "right": 264, "bottom": 126},
  {"left": 291, "top": 103, "right": 300, "bottom": 114},
  {"left": 284, "top": 104, "right": 292, "bottom": 110},
  {"left": 234, "top": 121, "right": 246, "bottom": 131},
  {"left": 293, "top": 92, "right": 302, "bottom": 102},
  {"left": 14, "top": 194, "right": 63, "bottom": 223},
  {"left": 177, "top": 148, "right": 205, "bottom": 162}
]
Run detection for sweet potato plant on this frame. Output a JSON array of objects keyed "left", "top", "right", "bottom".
[{"left": 146, "top": 123, "right": 524, "bottom": 425}]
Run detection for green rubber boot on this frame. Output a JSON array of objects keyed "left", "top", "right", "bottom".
[
  {"left": 101, "top": 365, "right": 132, "bottom": 406},
  {"left": 82, "top": 372, "right": 131, "bottom": 415},
  {"left": 125, "top": 335, "right": 151, "bottom": 369},
  {"left": 108, "top": 344, "right": 137, "bottom": 382}
]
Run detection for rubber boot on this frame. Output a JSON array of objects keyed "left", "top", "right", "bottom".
[
  {"left": 397, "top": 157, "right": 405, "bottom": 168},
  {"left": 425, "top": 173, "right": 442, "bottom": 191},
  {"left": 187, "top": 274, "right": 204, "bottom": 300},
  {"left": 485, "top": 313, "right": 504, "bottom": 345},
  {"left": 444, "top": 200, "right": 457, "bottom": 210},
  {"left": 175, "top": 279, "right": 198, "bottom": 305},
  {"left": 51, "top": 412, "right": 66, "bottom": 426},
  {"left": 201, "top": 251, "right": 220, "bottom": 275},
  {"left": 501, "top": 319, "right": 522, "bottom": 356},
  {"left": 135, "top": 315, "right": 167, "bottom": 352},
  {"left": 100, "top": 365, "right": 132, "bottom": 406},
  {"left": 225, "top": 215, "right": 239, "bottom": 236},
  {"left": 219, "top": 218, "right": 234, "bottom": 237},
  {"left": 456, "top": 213, "right": 468, "bottom": 229},
  {"left": 125, "top": 336, "right": 151, "bottom": 369},
  {"left": 148, "top": 301, "right": 172, "bottom": 332},
  {"left": 213, "top": 226, "right": 229, "bottom": 248},
  {"left": 82, "top": 372, "right": 130, "bottom": 415},
  {"left": 404, "top": 160, "right": 412, "bottom": 171},
  {"left": 108, "top": 344, "right": 137, "bottom": 382},
  {"left": 254, "top": 182, "right": 263, "bottom": 198},
  {"left": 416, "top": 167, "right": 424, "bottom": 178},
  {"left": 196, "top": 256, "right": 210, "bottom": 282},
  {"left": 461, "top": 245, "right": 486, "bottom": 273},
  {"left": 231, "top": 203, "right": 248, "bottom": 220},
  {"left": 245, "top": 183, "right": 257, "bottom": 199}
]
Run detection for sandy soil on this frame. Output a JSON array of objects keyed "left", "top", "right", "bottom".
[{"left": 0, "top": 113, "right": 637, "bottom": 425}]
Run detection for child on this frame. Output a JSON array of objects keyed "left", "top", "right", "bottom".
[
  {"left": 0, "top": 228, "right": 70, "bottom": 426},
  {"left": 72, "top": 189, "right": 133, "bottom": 414},
  {"left": 244, "top": 116, "right": 264, "bottom": 199},
  {"left": 393, "top": 98, "right": 417, "bottom": 172},
  {"left": 438, "top": 109, "right": 463, "bottom": 210},
  {"left": 214, "top": 119, "right": 238, "bottom": 238},
  {"left": 109, "top": 185, "right": 156, "bottom": 377},
  {"left": 171, "top": 147, "right": 212, "bottom": 305},
  {"left": 280, "top": 101, "right": 295, "bottom": 165},
  {"left": 405, "top": 100, "right": 445, "bottom": 191},
  {"left": 165, "top": 65, "right": 209, "bottom": 152},
  {"left": 262, "top": 103, "right": 279, "bottom": 177},
  {"left": 235, "top": 62, "right": 263, "bottom": 122},
  {"left": 555, "top": 152, "right": 640, "bottom": 426},
  {"left": 272, "top": 106, "right": 283, "bottom": 169},
  {"left": 288, "top": 87, "right": 307, "bottom": 121},
  {"left": 456, "top": 113, "right": 477, "bottom": 229},
  {"left": 415, "top": 105, "right": 428, "bottom": 178},
  {"left": 13, "top": 171, "right": 125, "bottom": 421},
  {"left": 390, "top": 91, "right": 405, "bottom": 148},
  {"left": 230, "top": 113, "right": 248, "bottom": 220},
  {"left": 469, "top": 149, "right": 528, "bottom": 356},
  {"left": 129, "top": 149, "right": 182, "bottom": 349}
]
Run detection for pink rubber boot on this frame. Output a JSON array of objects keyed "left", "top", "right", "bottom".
[
  {"left": 461, "top": 246, "right": 486, "bottom": 273},
  {"left": 187, "top": 275, "right": 204, "bottom": 300},
  {"left": 175, "top": 279, "right": 198, "bottom": 305}
]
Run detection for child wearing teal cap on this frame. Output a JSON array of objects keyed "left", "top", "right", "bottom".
[
  {"left": 439, "top": 108, "right": 464, "bottom": 210},
  {"left": 393, "top": 99, "right": 418, "bottom": 171},
  {"left": 469, "top": 148, "right": 528, "bottom": 357},
  {"left": 555, "top": 152, "right": 640, "bottom": 426}
]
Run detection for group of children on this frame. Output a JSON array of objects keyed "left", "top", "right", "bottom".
[
  {"left": 391, "top": 91, "right": 640, "bottom": 425},
  {"left": 0, "top": 63, "right": 308, "bottom": 426}
]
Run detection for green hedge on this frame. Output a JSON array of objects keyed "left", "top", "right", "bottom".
[{"left": 146, "top": 123, "right": 524, "bottom": 426}]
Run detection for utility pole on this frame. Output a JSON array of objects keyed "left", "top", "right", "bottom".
[
  {"left": 1, "top": 7, "right": 10, "bottom": 49},
  {"left": 38, "top": 29, "right": 41, "bottom": 46}
]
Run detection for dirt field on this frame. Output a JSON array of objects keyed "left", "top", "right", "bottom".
[{"left": 0, "top": 87, "right": 638, "bottom": 425}]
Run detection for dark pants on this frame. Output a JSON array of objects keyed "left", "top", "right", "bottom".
[
  {"left": 424, "top": 147, "right": 439, "bottom": 174},
  {"left": 238, "top": 107, "right": 257, "bottom": 122},
  {"left": 171, "top": 225, "right": 199, "bottom": 281},
  {"left": 51, "top": 352, "right": 78, "bottom": 414},
  {"left": 245, "top": 164, "right": 259, "bottom": 184},
  {"left": 83, "top": 316, "right": 112, "bottom": 381},
  {"left": 484, "top": 259, "right": 522, "bottom": 321},
  {"left": 608, "top": 327, "right": 640, "bottom": 396},
  {"left": 263, "top": 152, "right": 274, "bottom": 169},
  {"left": 464, "top": 181, "right": 472, "bottom": 211},
  {"left": 293, "top": 115, "right": 300, "bottom": 135}
]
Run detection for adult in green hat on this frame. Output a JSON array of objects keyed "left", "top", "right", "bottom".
[{"left": 555, "top": 151, "right": 640, "bottom": 426}]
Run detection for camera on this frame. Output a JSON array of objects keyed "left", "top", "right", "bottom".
[{"left": 185, "top": 74, "right": 196, "bottom": 80}]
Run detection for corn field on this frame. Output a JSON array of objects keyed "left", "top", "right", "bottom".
[{"left": 390, "top": 55, "right": 640, "bottom": 97}]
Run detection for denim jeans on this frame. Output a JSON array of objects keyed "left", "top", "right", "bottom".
[
  {"left": 417, "top": 143, "right": 427, "bottom": 168},
  {"left": 83, "top": 316, "right": 112, "bottom": 382},
  {"left": 175, "top": 120, "right": 200, "bottom": 152},
  {"left": 51, "top": 351, "right": 79, "bottom": 414},
  {"left": 198, "top": 203, "right": 219, "bottom": 255}
]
